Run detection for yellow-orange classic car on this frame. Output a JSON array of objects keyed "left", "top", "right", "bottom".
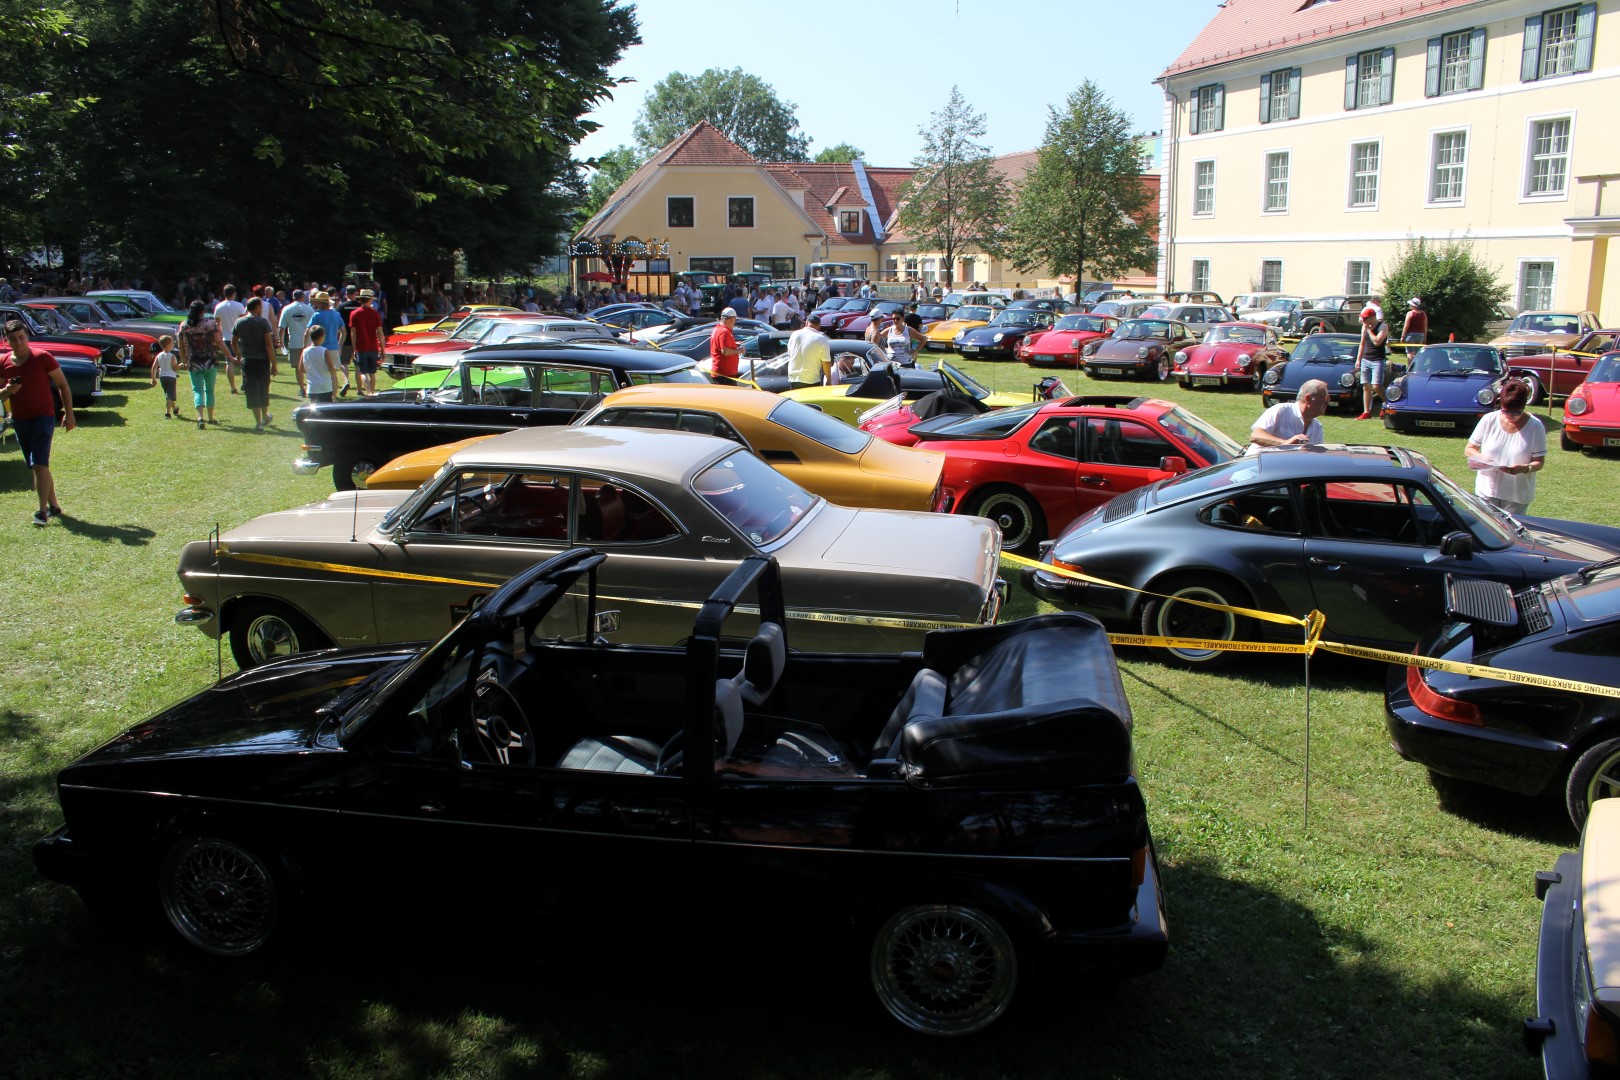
[
  {"left": 367, "top": 383, "right": 948, "bottom": 512},
  {"left": 923, "top": 304, "right": 996, "bottom": 352},
  {"left": 389, "top": 304, "right": 523, "bottom": 341}
]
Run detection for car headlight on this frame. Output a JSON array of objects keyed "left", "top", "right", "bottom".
[
  {"left": 1263, "top": 367, "right": 1281, "bottom": 384},
  {"left": 1385, "top": 381, "right": 1405, "bottom": 402},
  {"left": 955, "top": 332, "right": 966, "bottom": 343},
  {"left": 1137, "top": 346, "right": 1150, "bottom": 359},
  {"left": 1083, "top": 342, "right": 1100, "bottom": 356},
  {"left": 1569, "top": 395, "right": 1590, "bottom": 416},
  {"left": 1475, "top": 387, "right": 1495, "bottom": 406},
  {"left": 1237, "top": 354, "right": 1252, "bottom": 368},
  {"left": 1339, "top": 372, "right": 1357, "bottom": 388}
]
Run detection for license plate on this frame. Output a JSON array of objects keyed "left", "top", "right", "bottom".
[
  {"left": 1606, "top": 437, "right": 1620, "bottom": 448},
  {"left": 1417, "top": 420, "right": 1453, "bottom": 429},
  {"left": 1097, "top": 366, "right": 1126, "bottom": 374},
  {"left": 960, "top": 346, "right": 978, "bottom": 353},
  {"left": 1194, "top": 377, "right": 1222, "bottom": 386}
]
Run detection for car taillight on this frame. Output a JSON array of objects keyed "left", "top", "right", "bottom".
[
  {"left": 181, "top": 593, "right": 208, "bottom": 607},
  {"left": 1406, "top": 665, "right": 1481, "bottom": 725},
  {"left": 1050, "top": 555, "right": 1085, "bottom": 576},
  {"left": 1586, "top": 999, "right": 1620, "bottom": 1072},
  {"left": 1129, "top": 844, "right": 1147, "bottom": 889}
]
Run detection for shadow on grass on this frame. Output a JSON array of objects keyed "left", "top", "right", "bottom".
[
  {"left": 74, "top": 402, "right": 128, "bottom": 423},
  {"left": 1427, "top": 769, "right": 1578, "bottom": 846},
  {"left": 48, "top": 512, "right": 156, "bottom": 546},
  {"left": 0, "top": 855, "right": 1536, "bottom": 1079}
]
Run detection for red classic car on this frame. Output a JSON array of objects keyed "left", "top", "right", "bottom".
[
  {"left": 906, "top": 395, "right": 1244, "bottom": 553},
  {"left": 1019, "top": 314, "right": 1119, "bottom": 367},
  {"left": 1506, "top": 329, "right": 1620, "bottom": 404},
  {"left": 1172, "top": 322, "right": 1286, "bottom": 390},
  {"left": 1560, "top": 353, "right": 1620, "bottom": 451},
  {"left": 835, "top": 300, "right": 909, "bottom": 340}
]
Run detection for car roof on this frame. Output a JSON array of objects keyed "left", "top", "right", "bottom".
[
  {"left": 457, "top": 341, "right": 695, "bottom": 371},
  {"left": 1247, "top": 443, "right": 1427, "bottom": 480},
  {"left": 593, "top": 383, "right": 786, "bottom": 419},
  {"left": 449, "top": 424, "right": 732, "bottom": 484},
  {"left": 1211, "top": 321, "right": 1270, "bottom": 330}
]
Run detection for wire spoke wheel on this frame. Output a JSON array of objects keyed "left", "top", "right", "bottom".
[
  {"left": 160, "top": 837, "right": 279, "bottom": 957},
  {"left": 870, "top": 904, "right": 1018, "bottom": 1036}
]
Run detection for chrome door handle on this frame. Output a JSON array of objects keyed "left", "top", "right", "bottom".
[{"left": 1308, "top": 557, "right": 1340, "bottom": 569}]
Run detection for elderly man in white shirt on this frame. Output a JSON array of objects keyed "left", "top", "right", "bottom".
[
  {"left": 784, "top": 320, "right": 833, "bottom": 389},
  {"left": 1247, "top": 379, "right": 1328, "bottom": 454}
]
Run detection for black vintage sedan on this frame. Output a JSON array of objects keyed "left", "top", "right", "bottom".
[
  {"left": 1023, "top": 444, "right": 1620, "bottom": 668},
  {"left": 39, "top": 549, "right": 1169, "bottom": 1036},
  {"left": 954, "top": 308, "right": 1058, "bottom": 361},
  {"left": 1081, "top": 319, "right": 1196, "bottom": 382},
  {"left": 1386, "top": 564, "right": 1620, "bottom": 827},
  {"left": 1260, "top": 333, "right": 1374, "bottom": 412},
  {"left": 292, "top": 343, "right": 712, "bottom": 489}
]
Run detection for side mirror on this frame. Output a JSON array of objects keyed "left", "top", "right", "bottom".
[
  {"left": 1160, "top": 455, "right": 1189, "bottom": 475},
  {"left": 1439, "top": 531, "right": 1474, "bottom": 559},
  {"left": 591, "top": 609, "right": 621, "bottom": 637}
]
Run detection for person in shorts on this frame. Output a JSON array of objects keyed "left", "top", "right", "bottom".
[
  {"left": 1355, "top": 306, "right": 1389, "bottom": 420},
  {"left": 347, "top": 289, "right": 385, "bottom": 396},
  {"left": 299, "top": 325, "right": 347, "bottom": 402},
  {"left": 0, "top": 320, "right": 76, "bottom": 526},
  {"left": 150, "top": 334, "right": 180, "bottom": 418},
  {"left": 307, "top": 291, "right": 347, "bottom": 387}
]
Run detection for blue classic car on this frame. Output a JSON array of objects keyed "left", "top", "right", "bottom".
[
  {"left": 1381, "top": 343, "right": 1511, "bottom": 434},
  {"left": 1261, "top": 333, "right": 1368, "bottom": 412}
]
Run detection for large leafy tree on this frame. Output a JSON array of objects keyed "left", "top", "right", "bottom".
[
  {"left": 813, "top": 142, "right": 864, "bottom": 164},
  {"left": 582, "top": 144, "right": 647, "bottom": 219},
  {"left": 1380, "top": 236, "right": 1510, "bottom": 344},
  {"left": 893, "top": 88, "right": 1007, "bottom": 292},
  {"left": 1006, "top": 81, "right": 1157, "bottom": 287},
  {"left": 16, "top": 0, "right": 638, "bottom": 282},
  {"left": 633, "top": 68, "right": 808, "bottom": 161}
]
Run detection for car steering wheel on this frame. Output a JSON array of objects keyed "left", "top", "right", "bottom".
[
  {"left": 655, "top": 730, "right": 684, "bottom": 775},
  {"left": 464, "top": 677, "right": 536, "bottom": 766}
]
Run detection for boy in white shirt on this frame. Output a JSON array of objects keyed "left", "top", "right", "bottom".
[{"left": 299, "top": 325, "right": 349, "bottom": 402}]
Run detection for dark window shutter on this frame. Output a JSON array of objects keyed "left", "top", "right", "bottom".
[
  {"left": 1345, "top": 55, "right": 1359, "bottom": 109},
  {"left": 1259, "top": 72, "right": 1272, "bottom": 123},
  {"left": 1379, "top": 48, "right": 1395, "bottom": 103},
  {"left": 1575, "top": 3, "right": 1597, "bottom": 73},
  {"left": 1425, "top": 37, "right": 1442, "bottom": 96},
  {"left": 1468, "top": 27, "right": 1487, "bottom": 89},
  {"left": 1523, "top": 15, "right": 1544, "bottom": 81},
  {"left": 1212, "top": 84, "right": 1225, "bottom": 131},
  {"left": 1287, "top": 69, "right": 1302, "bottom": 119}
]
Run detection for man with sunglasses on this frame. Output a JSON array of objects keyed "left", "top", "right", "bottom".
[{"left": 0, "top": 320, "right": 76, "bottom": 526}]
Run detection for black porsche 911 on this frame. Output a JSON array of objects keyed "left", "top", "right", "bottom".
[
  {"left": 1385, "top": 563, "right": 1620, "bottom": 827},
  {"left": 1260, "top": 333, "right": 1382, "bottom": 412},
  {"left": 37, "top": 549, "right": 1168, "bottom": 1036},
  {"left": 1024, "top": 444, "right": 1620, "bottom": 668},
  {"left": 954, "top": 309, "right": 1057, "bottom": 360}
]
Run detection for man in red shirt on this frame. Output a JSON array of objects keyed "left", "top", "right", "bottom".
[
  {"left": 708, "top": 307, "right": 741, "bottom": 383},
  {"left": 0, "top": 320, "right": 77, "bottom": 526},
  {"left": 348, "top": 290, "right": 387, "bottom": 397}
]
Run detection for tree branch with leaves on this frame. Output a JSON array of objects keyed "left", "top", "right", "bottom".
[{"left": 893, "top": 87, "right": 1007, "bottom": 292}]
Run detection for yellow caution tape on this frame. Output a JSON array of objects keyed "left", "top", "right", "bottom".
[
  {"left": 214, "top": 547, "right": 969, "bottom": 632},
  {"left": 1002, "top": 552, "right": 1620, "bottom": 697}
]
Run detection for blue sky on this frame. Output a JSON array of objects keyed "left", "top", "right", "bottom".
[{"left": 574, "top": 0, "right": 1225, "bottom": 167}]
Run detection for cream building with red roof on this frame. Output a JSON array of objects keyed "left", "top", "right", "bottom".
[{"left": 1156, "top": 0, "right": 1620, "bottom": 319}]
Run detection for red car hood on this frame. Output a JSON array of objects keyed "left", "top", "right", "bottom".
[
  {"left": 1180, "top": 344, "right": 1257, "bottom": 371},
  {"left": 1571, "top": 381, "right": 1620, "bottom": 415},
  {"left": 1029, "top": 330, "right": 1107, "bottom": 355}
]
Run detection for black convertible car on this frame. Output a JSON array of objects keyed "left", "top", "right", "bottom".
[
  {"left": 37, "top": 549, "right": 1168, "bottom": 1036},
  {"left": 1386, "top": 564, "right": 1620, "bottom": 827},
  {"left": 292, "top": 343, "right": 711, "bottom": 489},
  {"left": 1024, "top": 444, "right": 1620, "bottom": 667}
]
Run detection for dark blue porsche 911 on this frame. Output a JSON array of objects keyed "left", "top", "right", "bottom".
[
  {"left": 1381, "top": 343, "right": 1511, "bottom": 434},
  {"left": 1260, "top": 333, "right": 1365, "bottom": 412}
]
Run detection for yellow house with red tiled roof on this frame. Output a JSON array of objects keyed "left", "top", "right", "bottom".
[{"left": 1156, "top": 0, "right": 1620, "bottom": 318}]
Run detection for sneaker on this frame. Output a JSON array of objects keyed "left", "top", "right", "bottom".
[
  {"left": 47, "top": 504, "right": 62, "bottom": 518},
  {"left": 263, "top": 413, "right": 273, "bottom": 427},
  {"left": 198, "top": 418, "right": 206, "bottom": 430},
  {"left": 31, "top": 510, "right": 47, "bottom": 527},
  {"left": 1356, "top": 412, "right": 1371, "bottom": 420}
]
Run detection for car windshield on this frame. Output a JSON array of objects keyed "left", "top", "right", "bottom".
[
  {"left": 1564, "top": 561, "right": 1620, "bottom": 622},
  {"left": 950, "top": 306, "right": 993, "bottom": 323},
  {"left": 1508, "top": 313, "right": 1581, "bottom": 335},
  {"left": 936, "top": 402, "right": 1041, "bottom": 439},
  {"left": 694, "top": 451, "right": 818, "bottom": 546},
  {"left": 872, "top": 302, "right": 906, "bottom": 316},
  {"left": 1290, "top": 335, "right": 1360, "bottom": 362},
  {"left": 768, "top": 398, "right": 871, "bottom": 454},
  {"left": 1588, "top": 356, "right": 1620, "bottom": 384},
  {"left": 987, "top": 310, "right": 1038, "bottom": 328},
  {"left": 840, "top": 299, "right": 873, "bottom": 314},
  {"left": 1140, "top": 305, "right": 1172, "bottom": 320},
  {"left": 481, "top": 321, "right": 552, "bottom": 346},
  {"left": 939, "top": 361, "right": 993, "bottom": 400},
  {"left": 1205, "top": 325, "right": 1265, "bottom": 345},
  {"left": 1266, "top": 299, "right": 1300, "bottom": 312},
  {"left": 1410, "top": 346, "right": 1504, "bottom": 375},
  {"left": 450, "top": 317, "right": 499, "bottom": 342},
  {"left": 1055, "top": 315, "right": 1110, "bottom": 333},
  {"left": 916, "top": 305, "right": 951, "bottom": 320},
  {"left": 1159, "top": 407, "right": 1244, "bottom": 462},
  {"left": 814, "top": 298, "right": 851, "bottom": 313},
  {"left": 26, "top": 306, "right": 70, "bottom": 332},
  {"left": 1115, "top": 319, "right": 1170, "bottom": 340},
  {"left": 1426, "top": 467, "right": 1515, "bottom": 549}
]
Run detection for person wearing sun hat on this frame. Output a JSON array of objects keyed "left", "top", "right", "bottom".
[
  {"left": 307, "top": 290, "right": 347, "bottom": 393},
  {"left": 1402, "top": 297, "right": 1428, "bottom": 344},
  {"left": 1354, "top": 305, "right": 1390, "bottom": 419}
]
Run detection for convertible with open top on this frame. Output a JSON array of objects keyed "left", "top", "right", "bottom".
[{"left": 42, "top": 549, "right": 1169, "bottom": 1036}]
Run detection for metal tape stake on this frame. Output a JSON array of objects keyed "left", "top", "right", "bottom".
[{"left": 1303, "top": 616, "right": 1311, "bottom": 833}]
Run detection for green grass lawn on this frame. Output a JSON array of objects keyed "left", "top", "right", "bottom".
[{"left": 0, "top": 358, "right": 1607, "bottom": 1077}]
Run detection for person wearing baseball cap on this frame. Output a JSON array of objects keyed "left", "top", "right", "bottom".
[
  {"left": 1355, "top": 305, "right": 1389, "bottom": 419},
  {"left": 1402, "top": 297, "right": 1428, "bottom": 345},
  {"left": 709, "top": 308, "right": 742, "bottom": 383}
]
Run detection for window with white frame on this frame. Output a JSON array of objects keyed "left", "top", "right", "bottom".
[
  {"left": 1346, "top": 260, "right": 1371, "bottom": 296},
  {"left": 1264, "top": 152, "right": 1290, "bottom": 212},
  {"left": 1260, "top": 260, "right": 1283, "bottom": 292},
  {"left": 1524, "top": 5, "right": 1596, "bottom": 81},
  {"left": 1520, "top": 261, "right": 1556, "bottom": 309},
  {"left": 1430, "top": 131, "right": 1468, "bottom": 202},
  {"left": 922, "top": 258, "right": 938, "bottom": 282},
  {"left": 1441, "top": 31, "right": 1474, "bottom": 92},
  {"left": 1191, "top": 259, "right": 1211, "bottom": 292},
  {"left": 839, "top": 210, "right": 862, "bottom": 233},
  {"left": 1349, "top": 142, "right": 1380, "bottom": 208},
  {"left": 1426, "top": 28, "right": 1486, "bottom": 96},
  {"left": 1525, "top": 117, "right": 1572, "bottom": 197},
  {"left": 1191, "top": 84, "right": 1224, "bottom": 134},
  {"left": 1359, "top": 51, "right": 1384, "bottom": 106},
  {"left": 1345, "top": 48, "right": 1394, "bottom": 109},
  {"left": 1260, "top": 68, "right": 1301, "bottom": 123},
  {"left": 1193, "top": 160, "right": 1215, "bottom": 215}
]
